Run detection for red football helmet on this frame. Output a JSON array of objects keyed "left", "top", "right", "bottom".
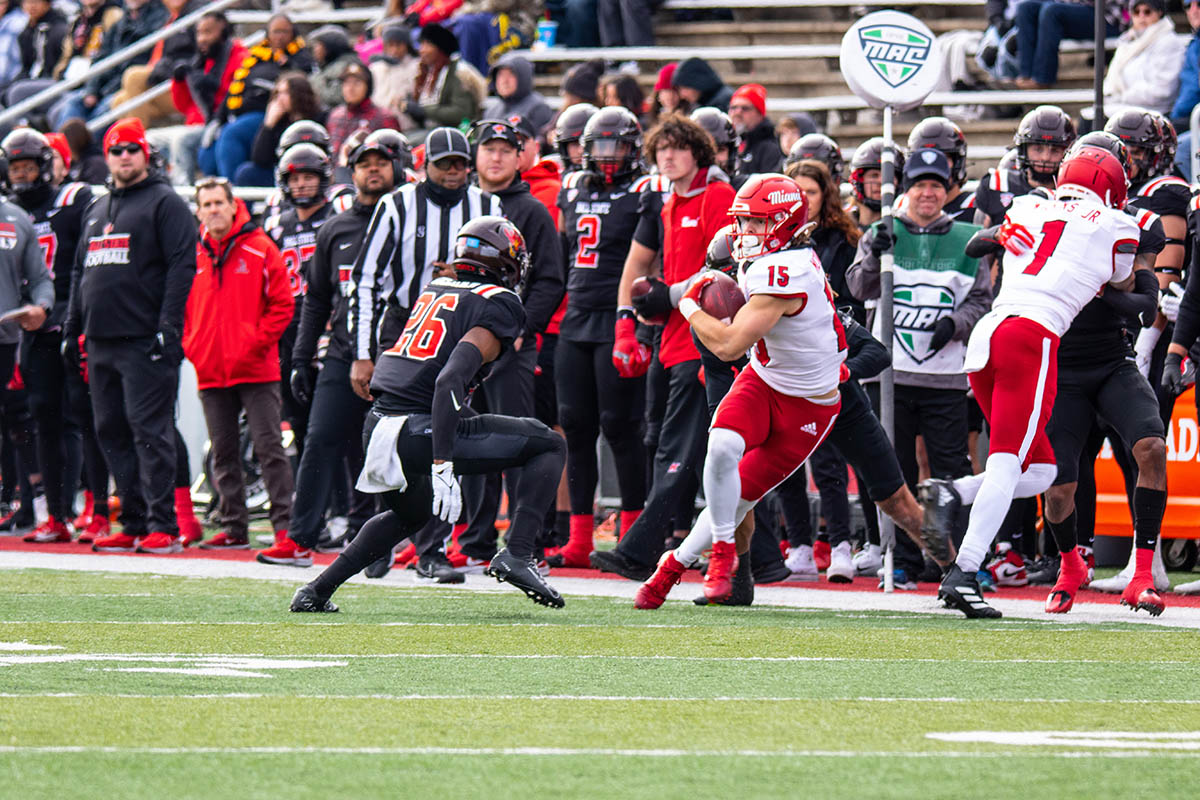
[
  {"left": 1054, "top": 146, "right": 1128, "bottom": 209},
  {"left": 727, "top": 173, "right": 809, "bottom": 260}
]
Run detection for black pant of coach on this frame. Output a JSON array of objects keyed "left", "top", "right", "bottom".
[{"left": 87, "top": 336, "right": 179, "bottom": 537}]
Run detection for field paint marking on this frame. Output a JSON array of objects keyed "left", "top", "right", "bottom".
[
  {"left": 928, "top": 731, "right": 1200, "bottom": 751},
  {"left": 6, "top": 693, "right": 1200, "bottom": 704},
  {"left": 0, "top": 620, "right": 694, "bottom": 629},
  {"left": 0, "top": 642, "right": 61, "bottom": 651}
]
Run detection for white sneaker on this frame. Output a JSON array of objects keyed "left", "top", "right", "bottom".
[
  {"left": 1089, "top": 537, "right": 1170, "bottom": 593},
  {"left": 1174, "top": 577, "right": 1200, "bottom": 594},
  {"left": 456, "top": 556, "right": 490, "bottom": 575},
  {"left": 784, "top": 545, "right": 818, "bottom": 581},
  {"left": 853, "top": 543, "right": 883, "bottom": 576},
  {"left": 826, "top": 541, "right": 854, "bottom": 583}
]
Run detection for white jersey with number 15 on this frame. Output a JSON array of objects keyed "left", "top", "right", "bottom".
[{"left": 990, "top": 195, "right": 1140, "bottom": 337}]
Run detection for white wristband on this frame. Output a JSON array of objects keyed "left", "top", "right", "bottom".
[{"left": 678, "top": 297, "right": 701, "bottom": 322}]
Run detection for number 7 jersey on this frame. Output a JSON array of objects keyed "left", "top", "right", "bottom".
[{"left": 990, "top": 195, "right": 1139, "bottom": 337}]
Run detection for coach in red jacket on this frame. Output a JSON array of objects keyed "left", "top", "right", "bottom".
[{"left": 185, "top": 178, "right": 295, "bottom": 551}]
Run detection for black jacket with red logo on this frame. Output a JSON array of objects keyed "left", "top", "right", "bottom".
[{"left": 66, "top": 174, "right": 196, "bottom": 340}]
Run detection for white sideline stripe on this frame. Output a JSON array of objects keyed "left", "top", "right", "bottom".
[
  {"left": 0, "top": 620, "right": 693, "bottom": 629},
  {"left": 5, "top": 693, "right": 1200, "bottom": 704},
  {"left": 0, "top": 745, "right": 1194, "bottom": 759}
]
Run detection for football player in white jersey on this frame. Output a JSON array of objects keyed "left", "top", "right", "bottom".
[
  {"left": 931, "top": 147, "right": 1146, "bottom": 619},
  {"left": 634, "top": 174, "right": 847, "bottom": 608}
]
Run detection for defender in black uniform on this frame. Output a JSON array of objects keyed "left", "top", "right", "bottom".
[
  {"left": 908, "top": 117, "right": 974, "bottom": 223},
  {"left": 973, "top": 105, "right": 1075, "bottom": 227},
  {"left": 258, "top": 130, "right": 401, "bottom": 566},
  {"left": 553, "top": 103, "right": 598, "bottom": 174},
  {"left": 261, "top": 120, "right": 357, "bottom": 218},
  {"left": 2, "top": 129, "right": 91, "bottom": 541},
  {"left": 551, "top": 107, "right": 650, "bottom": 567},
  {"left": 785, "top": 133, "right": 844, "bottom": 183},
  {"left": 291, "top": 216, "right": 566, "bottom": 611}
]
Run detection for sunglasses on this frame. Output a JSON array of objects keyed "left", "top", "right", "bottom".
[
  {"left": 728, "top": 104, "right": 756, "bottom": 112},
  {"left": 1131, "top": 5, "right": 1159, "bottom": 14},
  {"left": 107, "top": 143, "right": 142, "bottom": 156}
]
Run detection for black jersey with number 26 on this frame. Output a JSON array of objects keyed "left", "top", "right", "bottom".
[{"left": 371, "top": 276, "right": 525, "bottom": 413}]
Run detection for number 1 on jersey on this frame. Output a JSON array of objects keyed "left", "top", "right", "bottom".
[{"left": 1022, "top": 219, "right": 1066, "bottom": 275}]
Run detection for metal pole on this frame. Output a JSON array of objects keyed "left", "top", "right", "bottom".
[
  {"left": 879, "top": 104, "right": 897, "bottom": 594},
  {"left": 1094, "top": 0, "right": 1105, "bottom": 126}
]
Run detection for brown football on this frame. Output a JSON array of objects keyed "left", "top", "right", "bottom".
[{"left": 699, "top": 271, "right": 746, "bottom": 321}]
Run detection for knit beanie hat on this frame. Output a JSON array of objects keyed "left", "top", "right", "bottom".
[
  {"left": 103, "top": 117, "right": 149, "bottom": 158},
  {"left": 730, "top": 83, "right": 767, "bottom": 115}
]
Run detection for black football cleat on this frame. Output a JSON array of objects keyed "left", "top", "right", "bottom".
[
  {"left": 694, "top": 558, "right": 754, "bottom": 606},
  {"left": 290, "top": 585, "right": 339, "bottom": 613},
  {"left": 415, "top": 552, "right": 466, "bottom": 584},
  {"left": 364, "top": 547, "right": 396, "bottom": 579},
  {"left": 588, "top": 548, "right": 654, "bottom": 581},
  {"left": 938, "top": 565, "right": 1002, "bottom": 619},
  {"left": 916, "top": 478, "right": 960, "bottom": 565},
  {"left": 487, "top": 549, "right": 565, "bottom": 608}
]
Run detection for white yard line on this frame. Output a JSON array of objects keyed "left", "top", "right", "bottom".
[
  {"left": 3, "top": 550, "right": 1199, "bottom": 628},
  {"left": 4, "top": 693, "right": 1200, "bottom": 704}
]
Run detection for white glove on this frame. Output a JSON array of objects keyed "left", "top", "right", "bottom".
[
  {"left": 431, "top": 461, "right": 461, "bottom": 523},
  {"left": 1160, "top": 282, "right": 1185, "bottom": 323},
  {"left": 1134, "top": 325, "right": 1161, "bottom": 379}
]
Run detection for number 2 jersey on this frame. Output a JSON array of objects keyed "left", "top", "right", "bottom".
[
  {"left": 737, "top": 246, "right": 847, "bottom": 398},
  {"left": 371, "top": 276, "right": 526, "bottom": 413}
]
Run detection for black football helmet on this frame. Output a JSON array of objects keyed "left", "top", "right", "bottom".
[
  {"left": 554, "top": 103, "right": 599, "bottom": 169},
  {"left": 907, "top": 116, "right": 968, "bottom": 186},
  {"left": 582, "top": 106, "right": 643, "bottom": 185},
  {"left": 276, "top": 120, "right": 332, "bottom": 157},
  {"left": 849, "top": 137, "right": 904, "bottom": 212},
  {"left": 1014, "top": 105, "right": 1076, "bottom": 182},
  {"left": 690, "top": 106, "right": 738, "bottom": 173},
  {"left": 351, "top": 128, "right": 411, "bottom": 180},
  {"left": 0, "top": 128, "right": 54, "bottom": 202},
  {"left": 452, "top": 215, "right": 529, "bottom": 289},
  {"left": 705, "top": 223, "right": 737, "bottom": 276},
  {"left": 1069, "top": 131, "right": 1132, "bottom": 177},
  {"left": 1147, "top": 110, "right": 1177, "bottom": 177},
  {"left": 277, "top": 143, "right": 332, "bottom": 209},
  {"left": 1103, "top": 109, "right": 1160, "bottom": 180},
  {"left": 786, "top": 133, "right": 845, "bottom": 182}
]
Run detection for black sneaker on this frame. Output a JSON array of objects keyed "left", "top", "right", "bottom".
[
  {"left": 364, "top": 547, "right": 396, "bottom": 579},
  {"left": 751, "top": 560, "right": 791, "bottom": 585},
  {"left": 938, "top": 564, "right": 1002, "bottom": 619},
  {"left": 694, "top": 563, "right": 754, "bottom": 606},
  {"left": 916, "top": 478, "right": 960, "bottom": 564},
  {"left": 1025, "top": 555, "right": 1061, "bottom": 585},
  {"left": 415, "top": 552, "right": 466, "bottom": 584},
  {"left": 0, "top": 508, "right": 35, "bottom": 537},
  {"left": 487, "top": 548, "right": 565, "bottom": 608},
  {"left": 290, "top": 585, "right": 338, "bottom": 613},
  {"left": 588, "top": 549, "right": 654, "bottom": 581},
  {"left": 917, "top": 557, "right": 946, "bottom": 584}
]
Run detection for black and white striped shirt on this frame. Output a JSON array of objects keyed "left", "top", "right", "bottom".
[{"left": 349, "top": 181, "right": 501, "bottom": 360}]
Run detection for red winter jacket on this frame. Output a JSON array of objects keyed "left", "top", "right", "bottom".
[
  {"left": 171, "top": 39, "right": 248, "bottom": 126},
  {"left": 184, "top": 199, "right": 293, "bottom": 390}
]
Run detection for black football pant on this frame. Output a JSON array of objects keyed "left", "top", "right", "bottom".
[
  {"left": 278, "top": 311, "right": 308, "bottom": 457},
  {"left": 64, "top": 355, "right": 110, "bottom": 517},
  {"left": 0, "top": 343, "right": 38, "bottom": 512},
  {"left": 288, "top": 358, "right": 371, "bottom": 549},
  {"left": 87, "top": 336, "right": 179, "bottom": 536},
  {"left": 309, "top": 409, "right": 565, "bottom": 598},
  {"left": 21, "top": 330, "right": 82, "bottom": 521}
]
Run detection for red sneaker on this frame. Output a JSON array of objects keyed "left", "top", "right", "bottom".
[
  {"left": 198, "top": 532, "right": 250, "bottom": 550},
  {"left": 703, "top": 541, "right": 739, "bottom": 603},
  {"left": 1045, "top": 547, "right": 1087, "bottom": 614},
  {"left": 72, "top": 491, "right": 94, "bottom": 531},
  {"left": 23, "top": 517, "right": 71, "bottom": 543},
  {"left": 987, "top": 543, "right": 1028, "bottom": 587},
  {"left": 1121, "top": 573, "right": 1166, "bottom": 616},
  {"left": 179, "top": 524, "right": 205, "bottom": 549},
  {"left": 92, "top": 532, "right": 140, "bottom": 552},
  {"left": 813, "top": 539, "right": 831, "bottom": 571},
  {"left": 137, "top": 532, "right": 182, "bottom": 554},
  {"left": 256, "top": 536, "right": 313, "bottom": 567},
  {"left": 75, "top": 515, "right": 110, "bottom": 544},
  {"left": 635, "top": 551, "right": 687, "bottom": 610}
]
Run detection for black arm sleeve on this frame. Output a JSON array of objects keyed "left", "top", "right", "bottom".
[
  {"left": 1170, "top": 261, "right": 1200, "bottom": 350},
  {"left": 292, "top": 227, "right": 336, "bottom": 365},
  {"left": 1099, "top": 268, "right": 1159, "bottom": 326},
  {"left": 842, "top": 317, "right": 890, "bottom": 381},
  {"left": 431, "top": 341, "right": 484, "bottom": 462},
  {"left": 965, "top": 225, "right": 1005, "bottom": 259}
]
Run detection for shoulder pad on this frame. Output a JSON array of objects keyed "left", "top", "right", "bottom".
[
  {"left": 1190, "top": 194, "right": 1200, "bottom": 214},
  {"left": 265, "top": 188, "right": 283, "bottom": 206},
  {"left": 471, "top": 283, "right": 519, "bottom": 301},
  {"left": 988, "top": 169, "right": 1007, "bottom": 192},
  {"left": 263, "top": 213, "right": 282, "bottom": 230},
  {"left": 631, "top": 174, "right": 671, "bottom": 193},
  {"left": 55, "top": 182, "right": 89, "bottom": 207},
  {"left": 332, "top": 193, "right": 355, "bottom": 213},
  {"left": 1134, "top": 208, "right": 1160, "bottom": 231},
  {"left": 1139, "top": 175, "right": 1190, "bottom": 197},
  {"left": 962, "top": 192, "right": 976, "bottom": 209},
  {"left": 562, "top": 171, "right": 588, "bottom": 190}
]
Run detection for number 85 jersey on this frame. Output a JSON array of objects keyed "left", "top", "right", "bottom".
[
  {"left": 738, "top": 246, "right": 847, "bottom": 398},
  {"left": 990, "top": 195, "right": 1139, "bottom": 337}
]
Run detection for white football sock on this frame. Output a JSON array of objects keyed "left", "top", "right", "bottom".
[
  {"left": 952, "top": 473, "right": 985, "bottom": 505},
  {"left": 704, "top": 427, "right": 746, "bottom": 544},
  {"left": 955, "top": 453, "right": 1022, "bottom": 573},
  {"left": 675, "top": 509, "right": 713, "bottom": 567}
]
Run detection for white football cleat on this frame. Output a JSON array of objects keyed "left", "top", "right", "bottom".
[
  {"left": 1089, "top": 537, "right": 1170, "bottom": 593},
  {"left": 784, "top": 544, "right": 818, "bottom": 581}
]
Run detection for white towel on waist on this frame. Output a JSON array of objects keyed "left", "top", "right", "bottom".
[{"left": 356, "top": 414, "right": 408, "bottom": 493}]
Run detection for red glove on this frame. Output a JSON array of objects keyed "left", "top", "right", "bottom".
[
  {"left": 612, "top": 317, "right": 651, "bottom": 378},
  {"left": 839, "top": 362, "right": 851, "bottom": 383},
  {"left": 678, "top": 272, "right": 717, "bottom": 322},
  {"left": 995, "top": 220, "right": 1036, "bottom": 257}
]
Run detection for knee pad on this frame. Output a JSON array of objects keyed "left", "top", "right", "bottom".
[
  {"left": 1023, "top": 462, "right": 1057, "bottom": 496},
  {"left": 706, "top": 427, "right": 745, "bottom": 475}
]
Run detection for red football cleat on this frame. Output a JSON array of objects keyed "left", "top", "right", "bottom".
[
  {"left": 137, "top": 532, "right": 183, "bottom": 554},
  {"left": 1121, "top": 573, "right": 1165, "bottom": 616},
  {"left": 23, "top": 517, "right": 71, "bottom": 543},
  {"left": 75, "top": 515, "right": 110, "bottom": 544},
  {"left": 635, "top": 550, "right": 687, "bottom": 610},
  {"left": 813, "top": 539, "right": 831, "bottom": 571},
  {"left": 198, "top": 532, "right": 250, "bottom": 550},
  {"left": 1045, "top": 547, "right": 1087, "bottom": 614},
  {"left": 703, "top": 541, "right": 739, "bottom": 603},
  {"left": 92, "top": 532, "right": 140, "bottom": 552}
]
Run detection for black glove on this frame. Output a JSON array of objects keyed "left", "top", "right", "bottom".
[
  {"left": 1162, "top": 352, "right": 1187, "bottom": 397},
  {"left": 149, "top": 330, "right": 184, "bottom": 366},
  {"left": 405, "top": 100, "right": 427, "bottom": 125},
  {"left": 60, "top": 331, "right": 80, "bottom": 370},
  {"left": 173, "top": 63, "right": 190, "bottom": 81},
  {"left": 631, "top": 277, "right": 673, "bottom": 322},
  {"left": 290, "top": 365, "right": 317, "bottom": 406},
  {"left": 928, "top": 317, "right": 955, "bottom": 352},
  {"left": 869, "top": 226, "right": 894, "bottom": 259}
]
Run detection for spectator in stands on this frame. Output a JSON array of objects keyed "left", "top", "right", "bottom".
[
  {"left": 444, "top": 0, "right": 538, "bottom": 75},
  {"left": 598, "top": 0, "right": 654, "bottom": 47},
  {"left": 186, "top": 178, "right": 294, "bottom": 551},
  {"left": 545, "top": 0, "right": 600, "bottom": 48},
  {"left": 1014, "top": 0, "right": 1122, "bottom": 89},
  {"left": 0, "top": 1, "right": 28, "bottom": 96},
  {"left": 146, "top": 10, "right": 244, "bottom": 186},
  {"left": 51, "top": 0, "right": 168, "bottom": 126},
  {"left": 14, "top": 0, "right": 67, "bottom": 87},
  {"left": 1171, "top": 0, "right": 1200, "bottom": 178},
  {"left": 368, "top": 22, "right": 419, "bottom": 118},
  {"left": 672, "top": 56, "right": 732, "bottom": 112},
  {"left": 600, "top": 72, "right": 646, "bottom": 121},
  {"left": 728, "top": 83, "right": 782, "bottom": 178},
  {"left": 326, "top": 62, "right": 400, "bottom": 169},
  {"left": 107, "top": 0, "right": 202, "bottom": 127},
  {"left": 309, "top": 26, "right": 361, "bottom": 110},
  {"left": 775, "top": 112, "right": 817, "bottom": 157},
  {"left": 482, "top": 53, "right": 554, "bottom": 137},
  {"left": 237, "top": 72, "right": 324, "bottom": 187},
  {"left": 560, "top": 57, "right": 604, "bottom": 108},
  {"left": 648, "top": 62, "right": 679, "bottom": 125},
  {"left": 402, "top": 23, "right": 478, "bottom": 138},
  {"left": 196, "top": 13, "right": 312, "bottom": 180},
  {"left": 59, "top": 118, "right": 107, "bottom": 184},
  {"left": 57, "top": 0, "right": 122, "bottom": 84},
  {"left": 1104, "top": 0, "right": 1186, "bottom": 115}
]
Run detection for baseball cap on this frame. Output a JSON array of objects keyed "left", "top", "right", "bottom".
[
  {"left": 472, "top": 119, "right": 522, "bottom": 150},
  {"left": 903, "top": 147, "right": 951, "bottom": 188},
  {"left": 425, "top": 127, "right": 471, "bottom": 163},
  {"left": 506, "top": 114, "right": 537, "bottom": 141}
]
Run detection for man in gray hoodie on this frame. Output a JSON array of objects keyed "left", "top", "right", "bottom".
[{"left": 481, "top": 54, "right": 553, "bottom": 137}]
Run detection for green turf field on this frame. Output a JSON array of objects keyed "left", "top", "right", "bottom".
[{"left": 1, "top": 568, "right": 1197, "bottom": 799}]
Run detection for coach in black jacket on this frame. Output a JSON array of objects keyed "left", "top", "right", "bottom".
[{"left": 63, "top": 118, "right": 196, "bottom": 554}]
